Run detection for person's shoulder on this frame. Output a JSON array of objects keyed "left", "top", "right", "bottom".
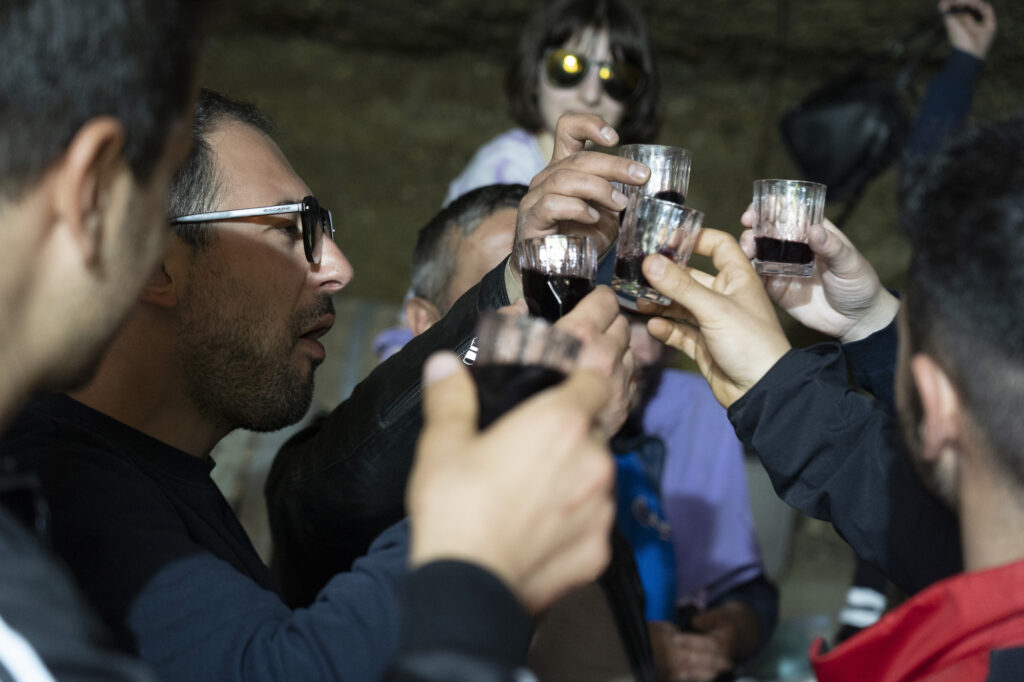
[
  {"left": 445, "top": 128, "right": 543, "bottom": 204},
  {"left": 3, "top": 394, "right": 138, "bottom": 466},
  {"left": 1, "top": 394, "right": 173, "bottom": 506},
  {"left": 461, "top": 128, "right": 539, "bottom": 171},
  {"left": 473, "top": 127, "right": 536, "bottom": 152},
  {"left": 3, "top": 394, "right": 111, "bottom": 466}
]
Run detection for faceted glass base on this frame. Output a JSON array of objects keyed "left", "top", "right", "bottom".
[{"left": 754, "top": 259, "right": 814, "bottom": 277}]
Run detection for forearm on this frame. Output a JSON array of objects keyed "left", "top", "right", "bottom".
[
  {"left": 127, "top": 521, "right": 410, "bottom": 682},
  {"left": 842, "top": 315, "right": 898, "bottom": 410},
  {"left": 903, "top": 49, "right": 982, "bottom": 163},
  {"left": 728, "top": 345, "right": 962, "bottom": 594}
]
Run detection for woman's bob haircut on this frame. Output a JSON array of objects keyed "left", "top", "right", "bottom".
[{"left": 505, "top": 0, "right": 661, "bottom": 144}]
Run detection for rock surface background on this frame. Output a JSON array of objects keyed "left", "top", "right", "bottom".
[{"left": 202, "top": 1, "right": 1022, "bottom": 312}]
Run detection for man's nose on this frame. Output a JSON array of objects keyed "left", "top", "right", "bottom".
[{"left": 311, "top": 237, "right": 354, "bottom": 294}]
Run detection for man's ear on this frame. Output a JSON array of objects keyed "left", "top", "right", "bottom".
[
  {"left": 911, "top": 353, "right": 963, "bottom": 462},
  {"left": 405, "top": 297, "right": 443, "bottom": 336},
  {"left": 54, "top": 116, "right": 127, "bottom": 264},
  {"left": 141, "top": 238, "right": 192, "bottom": 309}
]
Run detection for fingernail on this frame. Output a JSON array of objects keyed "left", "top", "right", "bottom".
[
  {"left": 628, "top": 163, "right": 649, "bottom": 181},
  {"left": 611, "top": 190, "right": 627, "bottom": 208},
  {"left": 600, "top": 126, "right": 616, "bottom": 143},
  {"left": 588, "top": 206, "right": 600, "bottom": 221},
  {"left": 424, "top": 353, "right": 460, "bottom": 386},
  {"left": 645, "top": 254, "right": 666, "bottom": 279}
]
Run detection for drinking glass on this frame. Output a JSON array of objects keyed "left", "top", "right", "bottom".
[
  {"left": 517, "top": 234, "right": 598, "bottom": 321},
  {"left": 470, "top": 312, "right": 581, "bottom": 429},
  {"left": 751, "top": 179, "right": 826, "bottom": 277},
  {"left": 618, "top": 144, "right": 692, "bottom": 206},
  {"left": 612, "top": 195, "right": 704, "bottom": 307}
]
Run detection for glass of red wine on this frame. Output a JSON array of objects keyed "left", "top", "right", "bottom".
[
  {"left": 612, "top": 194, "right": 704, "bottom": 306},
  {"left": 518, "top": 234, "right": 598, "bottom": 322},
  {"left": 469, "top": 312, "right": 582, "bottom": 429},
  {"left": 617, "top": 144, "right": 692, "bottom": 207},
  {"left": 751, "top": 179, "right": 826, "bottom": 277}
]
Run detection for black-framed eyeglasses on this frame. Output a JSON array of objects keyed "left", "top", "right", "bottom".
[
  {"left": 171, "top": 195, "right": 334, "bottom": 264},
  {"left": 544, "top": 48, "right": 645, "bottom": 103}
]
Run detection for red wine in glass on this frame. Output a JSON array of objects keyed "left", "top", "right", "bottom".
[
  {"left": 653, "top": 189, "right": 686, "bottom": 206},
  {"left": 613, "top": 248, "right": 676, "bottom": 289},
  {"left": 522, "top": 269, "right": 594, "bottom": 322},
  {"left": 471, "top": 363, "right": 567, "bottom": 429},
  {"left": 754, "top": 237, "right": 813, "bottom": 265}
]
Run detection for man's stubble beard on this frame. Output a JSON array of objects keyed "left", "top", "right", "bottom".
[{"left": 176, "top": 278, "right": 334, "bottom": 433}]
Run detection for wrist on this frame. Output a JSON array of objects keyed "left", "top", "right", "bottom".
[
  {"left": 840, "top": 290, "right": 900, "bottom": 344},
  {"left": 747, "top": 339, "right": 792, "bottom": 391},
  {"left": 409, "top": 542, "right": 520, "bottom": 604}
]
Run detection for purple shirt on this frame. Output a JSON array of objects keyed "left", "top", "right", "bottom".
[
  {"left": 643, "top": 370, "right": 765, "bottom": 607},
  {"left": 444, "top": 128, "right": 545, "bottom": 206}
]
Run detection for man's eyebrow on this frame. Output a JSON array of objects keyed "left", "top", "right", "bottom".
[{"left": 273, "top": 198, "right": 303, "bottom": 207}]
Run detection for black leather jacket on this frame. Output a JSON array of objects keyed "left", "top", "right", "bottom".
[{"left": 727, "top": 324, "right": 962, "bottom": 595}]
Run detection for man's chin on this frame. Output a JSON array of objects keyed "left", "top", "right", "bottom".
[{"left": 241, "top": 376, "right": 317, "bottom": 434}]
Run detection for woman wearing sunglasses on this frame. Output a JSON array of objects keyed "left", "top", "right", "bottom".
[{"left": 443, "top": 0, "right": 661, "bottom": 205}]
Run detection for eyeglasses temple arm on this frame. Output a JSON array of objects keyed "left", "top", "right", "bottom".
[{"left": 171, "top": 202, "right": 305, "bottom": 224}]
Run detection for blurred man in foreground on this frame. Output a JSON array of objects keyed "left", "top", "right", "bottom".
[{"left": 0, "top": 1, "right": 208, "bottom": 679}]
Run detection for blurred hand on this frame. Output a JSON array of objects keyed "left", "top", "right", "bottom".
[
  {"left": 555, "top": 285, "right": 635, "bottom": 438},
  {"left": 690, "top": 602, "right": 762, "bottom": 667},
  {"left": 641, "top": 228, "right": 791, "bottom": 408},
  {"left": 514, "top": 112, "right": 650, "bottom": 274},
  {"left": 939, "top": 0, "right": 996, "bottom": 60},
  {"left": 650, "top": 601, "right": 760, "bottom": 682},
  {"left": 740, "top": 209, "right": 900, "bottom": 343},
  {"left": 649, "top": 621, "right": 730, "bottom": 682},
  {"left": 407, "top": 352, "right": 615, "bottom": 613}
]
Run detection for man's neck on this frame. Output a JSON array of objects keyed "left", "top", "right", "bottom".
[
  {"left": 958, "top": 462, "right": 1024, "bottom": 573},
  {"left": 69, "top": 316, "right": 229, "bottom": 458},
  {"left": 0, "top": 195, "right": 57, "bottom": 430},
  {"left": 0, "top": 344, "right": 33, "bottom": 434}
]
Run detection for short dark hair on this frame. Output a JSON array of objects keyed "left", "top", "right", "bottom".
[
  {"left": 0, "top": 0, "right": 210, "bottom": 202},
  {"left": 168, "top": 88, "right": 275, "bottom": 248},
  {"left": 411, "top": 183, "right": 527, "bottom": 311},
  {"left": 505, "top": 0, "right": 661, "bottom": 144},
  {"left": 902, "top": 117, "right": 1024, "bottom": 487}
]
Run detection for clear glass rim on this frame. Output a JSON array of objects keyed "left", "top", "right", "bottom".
[{"left": 618, "top": 143, "right": 692, "bottom": 159}]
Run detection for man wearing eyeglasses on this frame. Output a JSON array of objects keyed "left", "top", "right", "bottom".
[{"left": 0, "top": 86, "right": 645, "bottom": 682}]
